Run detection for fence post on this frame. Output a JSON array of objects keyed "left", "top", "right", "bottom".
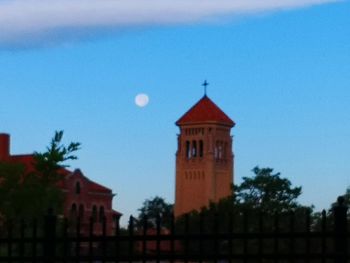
[
  {"left": 333, "top": 196, "right": 348, "bottom": 263},
  {"left": 44, "top": 208, "right": 57, "bottom": 263}
]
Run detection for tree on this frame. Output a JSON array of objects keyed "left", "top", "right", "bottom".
[
  {"left": 344, "top": 187, "right": 350, "bottom": 206},
  {"left": 176, "top": 166, "right": 311, "bottom": 233},
  {"left": 174, "top": 167, "right": 313, "bottom": 256},
  {"left": 137, "top": 196, "right": 173, "bottom": 228},
  {"left": 34, "top": 130, "right": 80, "bottom": 184},
  {"left": 0, "top": 162, "right": 27, "bottom": 221},
  {"left": 0, "top": 131, "right": 80, "bottom": 222},
  {"left": 233, "top": 166, "right": 304, "bottom": 213}
]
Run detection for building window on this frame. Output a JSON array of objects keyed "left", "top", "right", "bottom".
[
  {"left": 79, "top": 204, "right": 84, "bottom": 220},
  {"left": 70, "top": 203, "right": 77, "bottom": 219},
  {"left": 192, "top": 140, "right": 197, "bottom": 157},
  {"left": 92, "top": 205, "right": 98, "bottom": 222},
  {"left": 75, "top": 182, "right": 81, "bottom": 194},
  {"left": 218, "top": 143, "right": 223, "bottom": 159},
  {"left": 186, "top": 141, "right": 191, "bottom": 158},
  {"left": 215, "top": 140, "right": 224, "bottom": 160},
  {"left": 99, "top": 206, "right": 105, "bottom": 223},
  {"left": 199, "top": 140, "right": 203, "bottom": 157},
  {"left": 214, "top": 141, "right": 218, "bottom": 159}
]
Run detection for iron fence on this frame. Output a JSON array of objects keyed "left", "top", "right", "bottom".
[{"left": 0, "top": 198, "right": 348, "bottom": 263}]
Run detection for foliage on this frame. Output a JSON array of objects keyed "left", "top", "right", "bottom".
[
  {"left": 344, "top": 187, "right": 350, "bottom": 206},
  {"left": 34, "top": 130, "right": 80, "bottom": 184},
  {"left": 176, "top": 166, "right": 312, "bottom": 234},
  {"left": 137, "top": 196, "right": 173, "bottom": 228},
  {"left": 0, "top": 131, "right": 80, "bottom": 222},
  {"left": 233, "top": 166, "right": 303, "bottom": 214},
  {"left": 173, "top": 167, "right": 319, "bottom": 256}
]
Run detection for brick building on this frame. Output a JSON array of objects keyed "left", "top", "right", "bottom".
[
  {"left": 0, "top": 133, "right": 121, "bottom": 234},
  {"left": 174, "top": 95, "right": 235, "bottom": 217}
]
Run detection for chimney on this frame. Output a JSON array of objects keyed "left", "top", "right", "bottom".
[{"left": 0, "top": 133, "right": 10, "bottom": 160}]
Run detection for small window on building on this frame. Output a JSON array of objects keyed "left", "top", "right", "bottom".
[
  {"left": 186, "top": 141, "right": 191, "bottom": 159},
  {"left": 99, "top": 206, "right": 105, "bottom": 223},
  {"left": 75, "top": 182, "right": 81, "bottom": 194},
  {"left": 199, "top": 140, "right": 203, "bottom": 157},
  {"left": 218, "top": 144, "right": 223, "bottom": 159},
  {"left": 79, "top": 204, "right": 84, "bottom": 220},
  {"left": 214, "top": 141, "right": 219, "bottom": 159},
  {"left": 92, "top": 205, "right": 98, "bottom": 222},
  {"left": 192, "top": 140, "right": 197, "bottom": 157},
  {"left": 70, "top": 203, "right": 77, "bottom": 219}
]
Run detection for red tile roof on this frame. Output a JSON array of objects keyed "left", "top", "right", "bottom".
[
  {"left": 3, "top": 154, "right": 111, "bottom": 193},
  {"left": 176, "top": 95, "right": 235, "bottom": 127},
  {"left": 8, "top": 154, "right": 71, "bottom": 176},
  {"left": 67, "top": 169, "right": 113, "bottom": 194},
  {"left": 112, "top": 210, "right": 123, "bottom": 217},
  {"left": 88, "top": 179, "right": 112, "bottom": 193}
]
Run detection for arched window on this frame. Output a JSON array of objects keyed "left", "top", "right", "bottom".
[
  {"left": 186, "top": 141, "right": 191, "bottom": 159},
  {"left": 79, "top": 204, "right": 84, "bottom": 220},
  {"left": 192, "top": 140, "right": 197, "bottom": 157},
  {"left": 70, "top": 203, "right": 77, "bottom": 219},
  {"left": 218, "top": 141, "right": 223, "bottom": 159},
  {"left": 199, "top": 140, "right": 203, "bottom": 157},
  {"left": 92, "top": 205, "right": 98, "bottom": 222},
  {"left": 75, "top": 182, "right": 81, "bottom": 194},
  {"left": 224, "top": 142, "right": 228, "bottom": 159},
  {"left": 99, "top": 206, "right": 105, "bottom": 223}
]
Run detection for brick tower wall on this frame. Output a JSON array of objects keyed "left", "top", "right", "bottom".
[{"left": 175, "top": 124, "right": 233, "bottom": 217}]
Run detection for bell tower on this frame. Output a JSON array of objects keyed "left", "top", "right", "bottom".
[{"left": 174, "top": 95, "right": 235, "bottom": 217}]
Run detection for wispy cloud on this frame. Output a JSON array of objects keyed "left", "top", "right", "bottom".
[{"left": 0, "top": 0, "right": 338, "bottom": 47}]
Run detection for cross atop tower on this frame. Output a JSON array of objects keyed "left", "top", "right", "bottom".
[{"left": 202, "top": 80, "right": 209, "bottom": 96}]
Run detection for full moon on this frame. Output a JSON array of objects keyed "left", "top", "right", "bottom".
[{"left": 135, "top": 93, "right": 149, "bottom": 107}]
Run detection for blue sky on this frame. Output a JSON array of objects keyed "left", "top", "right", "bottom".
[{"left": 0, "top": 0, "right": 349, "bottom": 225}]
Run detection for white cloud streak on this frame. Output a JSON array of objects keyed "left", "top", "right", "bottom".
[{"left": 0, "top": 0, "right": 339, "bottom": 47}]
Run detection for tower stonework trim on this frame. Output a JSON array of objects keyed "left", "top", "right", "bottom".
[{"left": 174, "top": 96, "right": 235, "bottom": 217}]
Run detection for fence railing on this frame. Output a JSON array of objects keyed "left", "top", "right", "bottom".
[{"left": 0, "top": 197, "right": 348, "bottom": 263}]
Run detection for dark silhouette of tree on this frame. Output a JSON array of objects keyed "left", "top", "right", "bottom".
[
  {"left": 344, "top": 187, "right": 350, "bottom": 206},
  {"left": 233, "top": 166, "right": 303, "bottom": 214},
  {"left": 174, "top": 166, "right": 313, "bottom": 256},
  {"left": 137, "top": 196, "right": 173, "bottom": 228},
  {"left": 34, "top": 130, "right": 80, "bottom": 184}
]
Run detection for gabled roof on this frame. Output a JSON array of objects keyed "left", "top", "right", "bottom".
[
  {"left": 67, "top": 169, "right": 113, "bottom": 194},
  {"left": 3, "top": 153, "right": 110, "bottom": 194},
  {"left": 176, "top": 95, "right": 235, "bottom": 127},
  {"left": 7, "top": 154, "right": 71, "bottom": 176}
]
